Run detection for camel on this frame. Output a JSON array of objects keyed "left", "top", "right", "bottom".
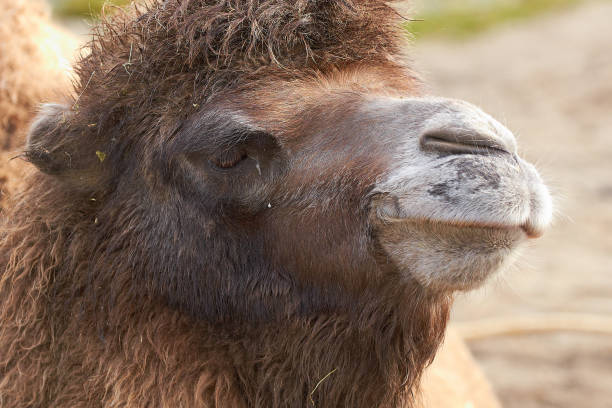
[
  {"left": 0, "top": 0, "right": 77, "bottom": 209},
  {"left": 0, "top": 1, "right": 551, "bottom": 407}
]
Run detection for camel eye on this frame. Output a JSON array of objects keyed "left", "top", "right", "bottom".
[{"left": 209, "top": 148, "right": 248, "bottom": 169}]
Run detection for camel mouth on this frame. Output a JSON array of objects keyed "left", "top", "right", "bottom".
[
  {"left": 370, "top": 191, "right": 543, "bottom": 239},
  {"left": 376, "top": 214, "right": 523, "bottom": 233},
  {"left": 373, "top": 215, "right": 528, "bottom": 250},
  {"left": 380, "top": 216, "right": 542, "bottom": 239},
  {"left": 370, "top": 151, "right": 553, "bottom": 246}
]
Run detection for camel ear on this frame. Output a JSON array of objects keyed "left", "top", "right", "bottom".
[{"left": 25, "top": 103, "right": 75, "bottom": 175}]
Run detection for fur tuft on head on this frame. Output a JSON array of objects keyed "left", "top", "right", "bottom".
[{"left": 68, "top": 0, "right": 406, "bottom": 124}]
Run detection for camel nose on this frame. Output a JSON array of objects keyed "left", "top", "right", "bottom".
[
  {"left": 420, "top": 128, "right": 512, "bottom": 155},
  {"left": 418, "top": 100, "right": 517, "bottom": 155}
]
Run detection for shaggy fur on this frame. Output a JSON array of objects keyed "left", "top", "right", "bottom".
[
  {"left": 0, "top": 1, "right": 454, "bottom": 407},
  {"left": 0, "top": 0, "right": 76, "bottom": 208}
]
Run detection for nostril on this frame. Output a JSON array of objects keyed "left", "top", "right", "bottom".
[{"left": 420, "top": 128, "right": 510, "bottom": 155}]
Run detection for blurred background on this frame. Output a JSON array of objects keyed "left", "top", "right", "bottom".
[{"left": 48, "top": 1, "right": 612, "bottom": 407}]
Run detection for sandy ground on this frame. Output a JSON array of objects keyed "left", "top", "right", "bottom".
[{"left": 414, "top": 2, "right": 612, "bottom": 407}]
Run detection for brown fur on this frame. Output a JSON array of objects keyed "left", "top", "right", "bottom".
[
  {"left": 0, "top": 1, "right": 454, "bottom": 407},
  {"left": 0, "top": 0, "right": 77, "bottom": 208}
]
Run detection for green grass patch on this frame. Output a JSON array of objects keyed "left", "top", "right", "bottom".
[
  {"left": 406, "top": 0, "right": 585, "bottom": 39},
  {"left": 53, "top": 0, "right": 131, "bottom": 18}
]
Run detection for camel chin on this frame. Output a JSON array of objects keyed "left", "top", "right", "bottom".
[
  {"left": 368, "top": 97, "right": 553, "bottom": 292},
  {"left": 374, "top": 220, "right": 525, "bottom": 291}
]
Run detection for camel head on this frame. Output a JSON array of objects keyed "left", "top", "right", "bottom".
[{"left": 23, "top": 0, "right": 552, "bottom": 322}]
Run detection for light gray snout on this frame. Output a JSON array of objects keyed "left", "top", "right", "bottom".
[{"left": 368, "top": 96, "right": 551, "bottom": 237}]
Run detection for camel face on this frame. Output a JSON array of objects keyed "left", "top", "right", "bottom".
[
  {"left": 177, "top": 71, "right": 553, "bottom": 294},
  {"left": 152, "top": 73, "right": 552, "bottom": 298}
]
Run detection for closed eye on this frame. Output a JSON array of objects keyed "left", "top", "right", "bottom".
[{"left": 210, "top": 148, "right": 248, "bottom": 169}]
